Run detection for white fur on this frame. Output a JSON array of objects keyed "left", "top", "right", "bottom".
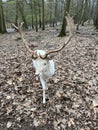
[
  {"left": 32, "top": 50, "right": 55, "bottom": 103},
  {"left": 36, "top": 50, "right": 46, "bottom": 56}
]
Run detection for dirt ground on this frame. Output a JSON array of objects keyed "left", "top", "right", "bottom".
[{"left": 0, "top": 25, "right": 98, "bottom": 130}]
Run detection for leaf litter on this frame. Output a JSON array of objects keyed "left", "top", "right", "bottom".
[{"left": 0, "top": 26, "right": 98, "bottom": 130}]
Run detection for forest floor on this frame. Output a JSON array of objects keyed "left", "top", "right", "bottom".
[{"left": 0, "top": 25, "right": 98, "bottom": 130}]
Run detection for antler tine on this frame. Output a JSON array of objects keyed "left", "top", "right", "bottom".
[
  {"left": 20, "top": 22, "right": 24, "bottom": 28},
  {"left": 12, "top": 22, "right": 35, "bottom": 54},
  {"left": 12, "top": 23, "right": 19, "bottom": 30},
  {"left": 46, "top": 35, "right": 72, "bottom": 54},
  {"left": 46, "top": 13, "right": 74, "bottom": 55}
]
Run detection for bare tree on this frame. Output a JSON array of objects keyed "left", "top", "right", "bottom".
[
  {"left": 18, "top": 0, "right": 28, "bottom": 29},
  {"left": 15, "top": 0, "right": 19, "bottom": 26},
  {"left": 34, "top": 0, "right": 38, "bottom": 32},
  {"left": 94, "top": 0, "right": 98, "bottom": 29},
  {"left": 38, "top": 0, "right": 42, "bottom": 28},
  {"left": 54, "top": 0, "right": 58, "bottom": 26},
  {"left": 58, "top": 0, "right": 71, "bottom": 37},
  {"left": 76, "top": 0, "right": 88, "bottom": 30},
  {"left": 81, "top": 0, "right": 88, "bottom": 26},
  {"left": 29, "top": 0, "right": 34, "bottom": 29},
  {"left": 0, "top": 0, "right": 6, "bottom": 33},
  {"left": 42, "top": 0, "right": 45, "bottom": 30}
]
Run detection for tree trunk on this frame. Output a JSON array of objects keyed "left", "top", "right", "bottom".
[
  {"left": 49, "top": 0, "right": 53, "bottom": 27},
  {"left": 29, "top": 0, "right": 34, "bottom": 29},
  {"left": 94, "top": 0, "right": 98, "bottom": 29},
  {"left": 54, "top": 0, "right": 58, "bottom": 26},
  {"left": 81, "top": 0, "right": 88, "bottom": 26},
  {"left": 49, "top": 8, "right": 52, "bottom": 27},
  {"left": 58, "top": 0, "right": 71, "bottom": 37},
  {"left": 76, "top": 0, "right": 88, "bottom": 30},
  {"left": 18, "top": 0, "right": 28, "bottom": 29},
  {"left": 0, "top": 0, "right": 6, "bottom": 33},
  {"left": 42, "top": 0, "right": 45, "bottom": 30},
  {"left": 38, "top": 0, "right": 41, "bottom": 28},
  {"left": 34, "top": 1, "right": 38, "bottom": 32},
  {"left": 15, "top": 0, "right": 19, "bottom": 26}
]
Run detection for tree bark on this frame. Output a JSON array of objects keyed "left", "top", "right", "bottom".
[
  {"left": 94, "top": 0, "right": 98, "bottom": 29},
  {"left": 29, "top": 0, "right": 34, "bottom": 29},
  {"left": 81, "top": 0, "right": 88, "bottom": 26},
  {"left": 18, "top": 0, "right": 28, "bottom": 29},
  {"left": 42, "top": 0, "right": 45, "bottom": 30},
  {"left": 34, "top": 1, "right": 38, "bottom": 32},
  {"left": 0, "top": 0, "right": 6, "bottom": 33},
  {"left": 76, "top": 0, "right": 88, "bottom": 30},
  {"left": 15, "top": 0, "right": 19, "bottom": 26},
  {"left": 58, "top": 0, "right": 71, "bottom": 37},
  {"left": 54, "top": 0, "right": 58, "bottom": 26},
  {"left": 38, "top": 0, "right": 41, "bottom": 28}
]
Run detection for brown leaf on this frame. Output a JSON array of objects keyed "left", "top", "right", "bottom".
[
  {"left": 7, "top": 121, "right": 12, "bottom": 128},
  {"left": 68, "top": 118, "right": 75, "bottom": 127},
  {"left": 33, "top": 118, "right": 39, "bottom": 127}
]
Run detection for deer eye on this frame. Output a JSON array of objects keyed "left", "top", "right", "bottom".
[{"left": 32, "top": 55, "right": 37, "bottom": 59}]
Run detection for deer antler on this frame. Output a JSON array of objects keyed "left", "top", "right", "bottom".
[
  {"left": 12, "top": 22, "right": 36, "bottom": 55},
  {"left": 12, "top": 13, "right": 74, "bottom": 57},
  {"left": 46, "top": 13, "right": 74, "bottom": 55}
]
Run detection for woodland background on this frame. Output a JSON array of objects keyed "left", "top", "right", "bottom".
[
  {"left": 0, "top": 0, "right": 98, "bottom": 130},
  {"left": 0, "top": 0, "right": 98, "bottom": 34}
]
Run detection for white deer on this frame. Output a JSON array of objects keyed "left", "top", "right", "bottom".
[{"left": 12, "top": 14, "right": 74, "bottom": 103}]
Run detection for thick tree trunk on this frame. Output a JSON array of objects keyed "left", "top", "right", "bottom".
[
  {"left": 94, "top": 0, "right": 98, "bottom": 29},
  {"left": 0, "top": 0, "right": 6, "bottom": 33},
  {"left": 58, "top": 0, "right": 71, "bottom": 37},
  {"left": 94, "top": 13, "right": 98, "bottom": 29},
  {"left": 81, "top": 0, "right": 88, "bottom": 26},
  {"left": 76, "top": 0, "right": 88, "bottom": 30}
]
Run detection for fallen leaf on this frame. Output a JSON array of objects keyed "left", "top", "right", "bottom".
[
  {"left": 30, "top": 108, "right": 37, "bottom": 112},
  {"left": 55, "top": 104, "right": 62, "bottom": 113},
  {"left": 6, "top": 95, "right": 11, "bottom": 100},
  {"left": 33, "top": 118, "right": 39, "bottom": 127},
  {"left": 68, "top": 118, "right": 75, "bottom": 127},
  {"left": 7, "top": 121, "right": 12, "bottom": 128},
  {"left": 92, "top": 96, "right": 98, "bottom": 107},
  {"left": 7, "top": 79, "right": 13, "bottom": 85}
]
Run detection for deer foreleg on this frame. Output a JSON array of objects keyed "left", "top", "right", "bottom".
[
  {"left": 40, "top": 77, "right": 47, "bottom": 104},
  {"left": 43, "top": 89, "right": 46, "bottom": 104}
]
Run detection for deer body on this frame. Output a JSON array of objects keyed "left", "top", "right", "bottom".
[
  {"left": 12, "top": 13, "right": 74, "bottom": 104},
  {"left": 32, "top": 50, "right": 55, "bottom": 103}
]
